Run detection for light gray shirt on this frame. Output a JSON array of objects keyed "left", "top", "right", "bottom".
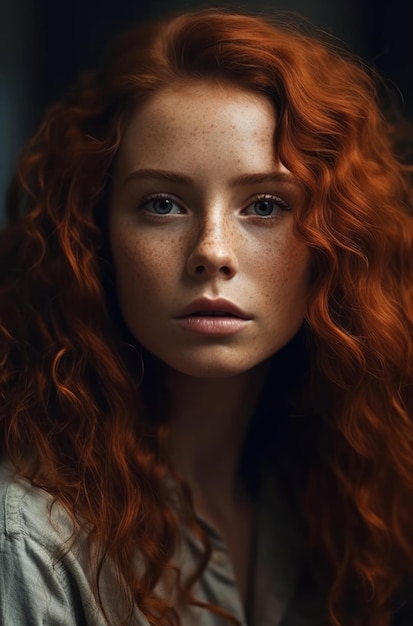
[{"left": 0, "top": 461, "right": 327, "bottom": 625}]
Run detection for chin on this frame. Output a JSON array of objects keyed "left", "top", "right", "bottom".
[
  {"left": 163, "top": 353, "right": 267, "bottom": 379},
  {"left": 175, "top": 365, "right": 249, "bottom": 379}
]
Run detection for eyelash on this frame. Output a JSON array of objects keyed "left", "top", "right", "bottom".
[{"left": 139, "top": 192, "right": 290, "bottom": 217}]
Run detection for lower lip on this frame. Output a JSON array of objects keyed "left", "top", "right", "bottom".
[{"left": 174, "top": 316, "right": 250, "bottom": 335}]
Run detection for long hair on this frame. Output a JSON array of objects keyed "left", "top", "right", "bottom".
[{"left": 1, "top": 8, "right": 413, "bottom": 625}]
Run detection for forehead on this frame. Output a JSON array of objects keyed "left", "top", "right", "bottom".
[
  {"left": 115, "top": 82, "right": 279, "bottom": 175},
  {"left": 130, "top": 82, "right": 276, "bottom": 133}
]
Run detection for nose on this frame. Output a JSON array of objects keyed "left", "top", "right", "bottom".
[{"left": 186, "top": 214, "right": 238, "bottom": 279}]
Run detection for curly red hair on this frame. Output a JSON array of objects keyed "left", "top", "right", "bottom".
[{"left": 1, "top": 8, "right": 413, "bottom": 626}]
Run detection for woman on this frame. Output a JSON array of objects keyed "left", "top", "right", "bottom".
[{"left": 1, "top": 8, "right": 413, "bottom": 626}]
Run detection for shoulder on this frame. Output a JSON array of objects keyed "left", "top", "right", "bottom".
[
  {"left": 0, "top": 461, "right": 104, "bottom": 624},
  {"left": 0, "top": 461, "right": 74, "bottom": 550},
  {"left": 0, "top": 461, "right": 148, "bottom": 625}
]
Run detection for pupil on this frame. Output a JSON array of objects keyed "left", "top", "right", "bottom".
[
  {"left": 155, "top": 199, "right": 172, "bottom": 213},
  {"left": 255, "top": 201, "right": 273, "bottom": 216}
]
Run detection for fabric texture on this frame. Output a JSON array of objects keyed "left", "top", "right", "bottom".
[{"left": 0, "top": 461, "right": 328, "bottom": 625}]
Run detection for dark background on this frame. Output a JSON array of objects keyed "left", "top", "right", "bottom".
[{"left": 1, "top": 0, "right": 412, "bottom": 222}]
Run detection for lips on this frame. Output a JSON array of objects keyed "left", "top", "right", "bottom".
[{"left": 176, "top": 298, "right": 250, "bottom": 320}]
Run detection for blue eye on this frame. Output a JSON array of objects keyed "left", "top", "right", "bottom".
[
  {"left": 143, "top": 196, "right": 182, "bottom": 215},
  {"left": 153, "top": 198, "right": 173, "bottom": 214},
  {"left": 253, "top": 200, "right": 276, "bottom": 216},
  {"left": 245, "top": 195, "right": 290, "bottom": 217}
]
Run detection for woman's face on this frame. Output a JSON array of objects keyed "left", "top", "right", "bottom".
[{"left": 108, "top": 82, "right": 309, "bottom": 378}]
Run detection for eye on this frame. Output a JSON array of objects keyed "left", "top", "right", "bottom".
[
  {"left": 244, "top": 194, "right": 290, "bottom": 217},
  {"left": 141, "top": 195, "right": 183, "bottom": 215}
]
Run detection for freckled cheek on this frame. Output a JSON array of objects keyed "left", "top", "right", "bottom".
[
  {"left": 112, "top": 233, "right": 183, "bottom": 300},
  {"left": 246, "top": 237, "right": 310, "bottom": 308}
]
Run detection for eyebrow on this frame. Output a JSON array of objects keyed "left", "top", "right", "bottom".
[
  {"left": 123, "top": 168, "right": 299, "bottom": 188},
  {"left": 231, "top": 172, "right": 298, "bottom": 187}
]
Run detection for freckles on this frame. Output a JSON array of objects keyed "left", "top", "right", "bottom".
[
  {"left": 250, "top": 234, "right": 308, "bottom": 305},
  {"left": 115, "top": 230, "right": 185, "bottom": 283}
]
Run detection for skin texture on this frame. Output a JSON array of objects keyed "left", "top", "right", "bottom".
[
  {"left": 108, "top": 82, "right": 310, "bottom": 380},
  {"left": 108, "top": 81, "right": 311, "bottom": 609}
]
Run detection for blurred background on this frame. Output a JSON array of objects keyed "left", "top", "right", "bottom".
[{"left": 1, "top": 0, "right": 412, "bottom": 221}]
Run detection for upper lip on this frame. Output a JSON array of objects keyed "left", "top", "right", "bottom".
[{"left": 176, "top": 298, "right": 251, "bottom": 319}]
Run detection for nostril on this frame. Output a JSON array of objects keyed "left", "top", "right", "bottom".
[
  {"left": 193, "top": 264, "right": 232, "bottom": 276},
  {"left": 220, "top": 266, "right": 231, "bottom": 276}
]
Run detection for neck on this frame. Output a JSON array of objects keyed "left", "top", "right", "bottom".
[{"left": 164, "top": 362, "right": 270, "bottom": 510}]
